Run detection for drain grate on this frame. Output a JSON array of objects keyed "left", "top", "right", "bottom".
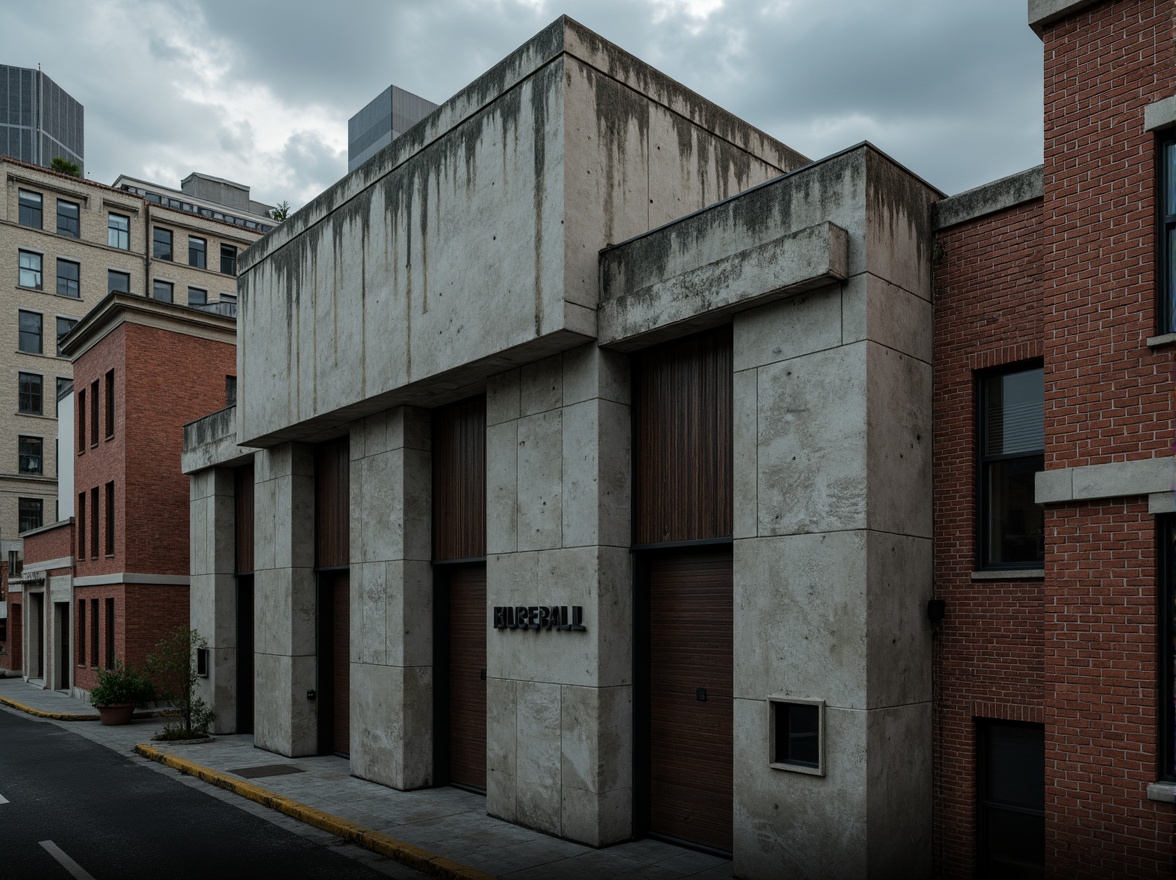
[{"left": 228, "top": 764, "right": 306, "bottom": 779}]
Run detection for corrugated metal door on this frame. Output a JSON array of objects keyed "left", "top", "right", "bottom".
[
  {"left": 447, "top": 564, "right": 486, "bottom": 791},
  {"left": 331, "top": 571, "right": 351, "bottom": 756},
  {"left": 647, "top": 548, "right": 733, "bottom": 852}
]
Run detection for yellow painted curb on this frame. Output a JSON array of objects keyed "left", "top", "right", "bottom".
[
  {"left": 0, "top": 694, "right": 98, "bottom": 721},
  {"left": 134, "top": 745, "right": 496, "bottom": 880}
]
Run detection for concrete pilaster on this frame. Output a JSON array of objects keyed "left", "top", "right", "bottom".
[
  {"left": 252, "top": 442, "right": 318, "bottom": 757},
  {"left": 349, "top": 407, "right": 434, "bottom": 790},
  {"left": 189, "top": 467, "right": 239, "bottom": 733},
  {"left": 485, "top": 344, "right": 633, "bottom": 846}
]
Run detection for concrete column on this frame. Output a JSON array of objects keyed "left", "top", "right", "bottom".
[
  {"left": 252, "top": 442, "right": 317, "bottom": 756},
  {"left": 349, "top": 407, "right": 434, "bottom": 789},
  {"left": 731, "top": 273, "right": 933, "bottom": 878},
  {"left": 485, "top": 344, "right": 633, "bottom": 846},
  {"left": 189, "top": 467, "right": 238, "bottom": 733}
]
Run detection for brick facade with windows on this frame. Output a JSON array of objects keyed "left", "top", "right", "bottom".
[
  {"left": 933, "top": 1, "right": 1176, "bottom": 875},
  {"left": 10, "top": 294, "right": 235, "bottom": 693}
]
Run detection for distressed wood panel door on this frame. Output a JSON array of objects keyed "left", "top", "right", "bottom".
[
  {"left": 448, "top": 564, "right": 487, "bottom": 791},
  {"left": 647, "top": 547, "right": 733, "bottom": 853}
]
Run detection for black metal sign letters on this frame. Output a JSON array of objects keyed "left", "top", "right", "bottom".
[{"left": 493, "top": 605, "right": 586, "bottom": 632}]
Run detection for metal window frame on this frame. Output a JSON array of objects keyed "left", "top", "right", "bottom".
[
  {"left": 17, "top": 435, "right": 43, "bottom": 475},
  {"left": 976, "top": 361, "right": 1045, "bottom": 570},
  {"left": 17, "top": 309, "right": 43, "bottom": 354},
  {"left": 18, "top": 371, "right": 43, "bottom": 415},
  {"left": 56, "top": 258, "right": 80, "bottom": 297},
  {"left": 1160, "top": 133, "right": 1176, "bottom": 334},
  {"left": 107, "top": 212, "right": 130, "bottom": 249},
  {"left": 56, "top": 199, "right": 80, "bottom": 237},
  {"left": 18, "top": 249, "right": 43, "bottom": 289},
  {"left": 18, "top": 188, "right": 42, "bottom": 228}
]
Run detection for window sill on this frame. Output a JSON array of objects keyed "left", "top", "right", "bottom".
[
  {"left": 1146, "top": 332, "right": 1176, "bottom": 350},
  {"left": 971, "top": 569, "right": 1045, "bottom": 581},
  {"left": 1147, "top": 781, "right": 1176, "bottom": 804},
  {"left": 16, "top": 412, "right": 52, "bottom": 420},
  {"left": 16, "top": 285, "right": 44, "bottom": 293}
]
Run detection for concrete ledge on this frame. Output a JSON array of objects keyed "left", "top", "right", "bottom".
[
  {"left": 971, "top": 569, "right": 1044, "bottom": 581},
  {"left": 1036, "top": 457, "right": 1175, "bottom": 504},
  {"left": 1144, "top": 95, "right": 1176, "bottom": 132},
  {"left": 932, "top": 167, "right": 1043, "bottom": 230},
  {"left": 21, "top": 556, "right": 73, "bottom": 574},
  {"left": 1029, "top": 0, "right": 1102, "bottom": 34},
  {"left": 134, "top": 746, "right": 495, "bottom": 880},
  {"left": 1147, "top": 781, "right": 1176, "bottom": 804},
  {"left": 1150, "top": 492, "right": 1176, "bottom": 515},
  {"left": 183, "top": 406, "right": 253, "bottom": 473},
  {"left": 72, "top": 573, "right": 190, "bottom": 587},
  {"left": 0, "top": 694, "right": 98, "bottom": 721},
  {"left": 599, "top": 221, "right": 848, "bottom": 350},
  {"left": 1147, "top": 332, "right": 1176, "bottom": 350}
]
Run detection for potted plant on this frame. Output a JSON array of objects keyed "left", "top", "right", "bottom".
[{"left": 89, "top": 661, "right": 153, "bottom": 725}]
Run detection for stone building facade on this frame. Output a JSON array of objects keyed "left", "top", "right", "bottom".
[
  {"left": 0, "top": 158, "right": 268, "bottom": 550},
  {"left": 6, "top": 294, "right": 236, "bottom": 693},
  {"left": 183, "top": 2, "right": 1174, "bottom": 876}
]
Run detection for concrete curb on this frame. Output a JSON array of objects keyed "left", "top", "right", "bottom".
[
  {"left": 134, "top": 745, "right": 496, "bottom": 880},
  {"left": 0, "top": 694, "right": 98, "bottom": 721}
]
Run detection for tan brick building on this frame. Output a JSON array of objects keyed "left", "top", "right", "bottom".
[{"left": 0, "top": 158, "right": 271, "bottom": 552}]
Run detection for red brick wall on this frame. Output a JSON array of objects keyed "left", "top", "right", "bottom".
[
  {"left": 1041, "top": 0, "right": 1175, "bottom": 470},
  {"left": 22, "top": 520, "right": 75, "bottom": 564},
  {"left": 72, "top": 584, "right": 189, "bottom": 691},
  {"left": 933, "top": 198, "right": 1045, "bottom": 877},
  {"left": 72, "top": 320, "right": 234, "bottom": 579},
  {"left": 1044, "top": 500, "right": 1171, "bottom": 876}
]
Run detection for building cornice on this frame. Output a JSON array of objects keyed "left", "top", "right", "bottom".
[{"left": 72, "top": 573, "right": 190, "bottom": 587}]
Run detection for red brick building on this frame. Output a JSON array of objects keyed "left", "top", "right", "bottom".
[
  {"left": 6, "top": 293, "right": 235, "bottom": 694},
  {"left": 932, "top": 1, "right": 1175, "bottom": 876}
]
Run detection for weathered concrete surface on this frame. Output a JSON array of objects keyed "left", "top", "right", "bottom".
[
  {"left": 1035, "top": 455, "right": 1176, "bottom": 504},
  {"left": 932, "top": 166, "right": 1043, "bottom": 230},
  {"left": 1029, "top": 0, "right": 1101, "bottom": 33},
  {"left": 182, "top": 406, "right": 253, "bottom": 474},
  {"left": 237, "top": 17, "right": 805, "bottom": 448}
]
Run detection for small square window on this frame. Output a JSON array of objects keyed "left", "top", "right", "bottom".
[
  {"left": 57, "top": 259, "right": 80, "bottom": 297},
  {"left": 769, "top": 697, "right": 825, "bottom": 776},
  {"left": 19, "top": 250, "right": 43, "bottom": 289},
  {"left": 187, "top": 286, "right": 207, "bottom": 307},
  {"left": 153, "top": 227, "right": 173, "bottom": 261},
  {"left": 57, "top": 200, "right": 80, "bottom": 237},
  {"left": 108, "top": 269, "right": 131, "bottom": 295},
  {"left": 19, "top": 190, "right": 42, "bottom": 228},
  {"left": 152, "top": 280, "right": 174, "bottom": 303}
]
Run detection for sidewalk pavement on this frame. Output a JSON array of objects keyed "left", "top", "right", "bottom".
[{"left": 0, "top": 677, "right": 733, "bottom": 880}]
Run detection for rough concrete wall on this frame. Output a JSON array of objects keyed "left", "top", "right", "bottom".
[
  {"left": 560, "top": 56, "right": 799, "bottom": 311},
  {"left": 484, "top": 344, "right": 633, "bottom": 845},
  {"left": 251, "top": 443, "right": 317, "bottom": 756},
  {"left": 189, "top": 467, "right": 238, "bottom": 734},
  {"left": 348, "top": 408, "right": 434, "bottom": 790},
  {"left": 240, "top": 62, "right": 571, "bottom": 446}
]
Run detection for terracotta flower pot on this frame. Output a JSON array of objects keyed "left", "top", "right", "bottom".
[{"left": 96, "top": 703, "right": 136, "bottom": 726}]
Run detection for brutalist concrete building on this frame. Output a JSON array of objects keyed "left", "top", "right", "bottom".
[{"left": 184, "top": 17, "right": 937, "bottom": 877}]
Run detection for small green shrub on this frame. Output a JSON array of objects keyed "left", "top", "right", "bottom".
[
  {"left": 146, "top": 627, "right": 214, "bottom": 738},
  {"left": 89, "top": 661, "right": 153, "bottom": 707}
]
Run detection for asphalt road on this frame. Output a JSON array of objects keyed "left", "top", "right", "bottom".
[{"left": 0, "top": 708, "right": 420, "bottom": 880}]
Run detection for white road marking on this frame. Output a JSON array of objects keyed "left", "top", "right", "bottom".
[
  {"left": 39, "top": 841, "right": 97, "bottom": 880},
  {"left": 0, "top": 793, "right": 8, "bottom": 804}
]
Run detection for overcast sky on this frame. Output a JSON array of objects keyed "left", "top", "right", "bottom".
[{"left": 1, "top": 0, "right": 1043, "bottom": 211}]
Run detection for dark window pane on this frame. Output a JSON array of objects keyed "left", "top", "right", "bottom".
[
  {"left": 188, "top": 287, "right": 207, "bottom": 306},
  {"left": 983, "top": 455, "right": 1045, "bottom": 565},
  {"left": 18, "top": 498, "right": 42, "bottom": 533},
  {"left": 189, "top": 237, "right": 206, "bottom": 268},
  {"left": 220, "top": 244, "right": 237, "bottom": 275},
  {"left": 18, "top": 436, "right": 42, "bottom": 474},
  {"left": 18, "top": 190, "right": 42, "bottom": 228},
  {"left": 983, "top": 369, "right": 1044, "bottom": 456},
  {"left": 153, "top": 227, "right": 173, "bottom": 260},
  {"left": 57, "top": 200, "right": 79, "bottom": 237},
  {"left": 108, "top": 270, "right": 130, "bottom": 295},
  {"left": 19, "top": 372, "right": 43, "bottom": 414},
  {"left": 18, "top": 311, "right": 42, "bottom": 353},
  {"left": 57, "top": 259, "right": 80, "bottom": 297},
  {"left": 57, "top": 317, "right": 77, "bottom": 355},
  {"left": 152, "top": 280, "right": 173, "bottom": 303}
]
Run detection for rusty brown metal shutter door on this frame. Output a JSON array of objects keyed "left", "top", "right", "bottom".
[
  {"left": 448, "top": 564, "right": 486, "bottom": 790},
  {"left": 647, "top": 547, "right": 733, "bottom": 853},
  {"left": 332, "top": 572, "right": 351, "bottom": 756}
]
